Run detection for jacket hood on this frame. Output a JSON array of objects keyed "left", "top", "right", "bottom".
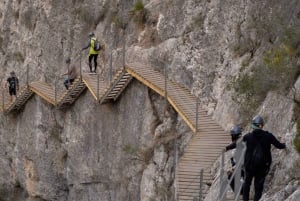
[{"left": 252, "top": 129, "right": 265, "bottom": 139}]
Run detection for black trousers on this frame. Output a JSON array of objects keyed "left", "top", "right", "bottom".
[
  {"left": 88, "top": 54, "right": 98, "bottom": 72},
  {"left": 243, "top": 171, "right": 266, "bottom": 201}
]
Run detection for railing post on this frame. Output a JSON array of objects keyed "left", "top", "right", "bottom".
[
  {"left": 122, "top": 29, "right": 125, "bottom": 71},
  {"left": 219, "top": 149, "right": 226, "bottom": 201},
  {"left": 164, "top": 65, "right": 167, "bottom": 100},
  {"left": 97, "top": 73, "right": 100, "bottom": 101},
  {"left": 196, "top": 97, "right": 199, "bottom": 133},
  {"left": 26, "top": 65, "right": 29, "bottom": 87},
  {"left": 55, "top": 79, "right": 57, "bottom": 106},
  {"left": 2, "top": 90, "right": 4, "bottom": 111},
  {"left": 199, "top": 169, "right": 203, "bottom": 201},
  {"left": 174, "top": 131, "right": 178, "bottom": 201},
  {"left": 80, "top": 51, "right": 82, "bottom": 80},
  {"left": 110, "top": 51, "right": 113, "bottom": 84}
]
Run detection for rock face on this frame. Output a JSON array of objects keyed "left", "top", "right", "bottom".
[{"left": 0, "top": 0, "right": 300, "bottom": 201}]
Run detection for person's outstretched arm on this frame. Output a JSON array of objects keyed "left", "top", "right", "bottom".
[
  {"left": 82, "top": 40, "right": 90, "bottom": 50},
  {"left": 270, "top": 133, "right": 286, "bottom": 149}
]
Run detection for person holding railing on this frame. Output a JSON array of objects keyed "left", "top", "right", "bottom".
[
  {"left": 62, "top": 58, "right": 78, "bottom": 90},
  {"left": 81, "top": 32, "right": 100, "bottom": 73},
  {"left": 225, "top": 125, "right": 244, "bottom": 194},
  {"left": 242, "top": 115, "right": 286, "bottom": 201},
  {"left": 5, "top": 71, "right": 19, "bottom": 102}
]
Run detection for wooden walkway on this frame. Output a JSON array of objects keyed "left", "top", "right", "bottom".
[
  {"left": 1, "top": 63, "right": 231, "bottom": 200},
  {"left": 126, "top": 63, "right": 231, "bottom": 200}
]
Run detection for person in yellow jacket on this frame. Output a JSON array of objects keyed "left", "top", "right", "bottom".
[{"left": 82, "top": 32, "right": 100, "bottom": 73}]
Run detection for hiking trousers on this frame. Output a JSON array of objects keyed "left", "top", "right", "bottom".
[
  {"left": 88, "top": 54, "right": 98, "bottom": 72},
  {"left": 243, "top": 171, "right": 266, "bottom": 201},
  {"left": 9, "top": 86, "right": 17, "bottom": 96}
]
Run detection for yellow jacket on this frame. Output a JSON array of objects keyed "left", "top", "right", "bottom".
[{"left": 82, "top": 37, "right": 99, "bottom": 55}]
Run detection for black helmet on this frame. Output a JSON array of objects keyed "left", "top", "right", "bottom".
[
  {"left": 230, "top": 125, "right": 242, "bottom": 136},
  {"left": 88, "top": 32, "right": 95, "bottom": 37},
  {"left": 230, "top": 125, "right": 242, "bottom": 141},
  {"left": 252, "top": 115, "right": 264, "bottom": 127},
  {"left": 252, "top": 115, "right": 264, "bottom": 125},
  {"left": 65, "top": 58, "right": 71, "bottom": 64}
]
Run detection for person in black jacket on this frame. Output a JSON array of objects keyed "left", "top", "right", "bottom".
[
  {"left": 242, "top": 115, "right": 286, "bottom": 201},
  {"left": 5, "top": 71, "right": 19, "bottom": 102}
]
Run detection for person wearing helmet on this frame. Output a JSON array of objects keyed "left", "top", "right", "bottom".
[
  {"left": 61, "top": 58, "right": 78, "bottom": 90},
  {"left": 242, "top": 115, "right": 286, "bottom": 201},
  {"left": 5, "top": 71, "right": 19, "bottom": 102},
  {"left": 82, "top": 32, "right": 100, "bottom": 73},
  {"left": 225, "top": 125, "right": 243, "bottom": 194}
]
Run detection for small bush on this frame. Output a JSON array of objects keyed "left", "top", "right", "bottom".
[
  {"left": 75, "top": 7, "right": 94, "bottom": 25},
  {"left": 133, "top": 1, "right": 144, "bottom": 11},
  {"left": 21, "top": 9, "right": 35, "bottom": 30},
  {"left": 13, "top": 51, "right": 24, "bottom": 63},
  {"left": 191, "top": 12, "right": 205, "bottom": 29},
  {"left": 294, "top": 121, "right": 300, "bottom": 154},
  {"left": 123, "top": 144, "right": 153, "bottom": 164},
  {"left": 111, "top": 15, "right": 127, "bottom": 29},
  {"left": 232, "top": 25, "right": 300, "bottom": 123},
  {"left": 123, "top": 144, "right": 140, "bottom": 155},
  {"left": 129, "top": 1, "right": 147, "bottom": 27}
]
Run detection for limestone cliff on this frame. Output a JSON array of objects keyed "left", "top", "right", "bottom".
[{"left": 0, "top": 0, "right": 300, "bottom": 201}]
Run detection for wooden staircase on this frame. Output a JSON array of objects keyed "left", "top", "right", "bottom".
[
  {"left": 178, "top": 113, "right": 230, "bottom": 200},
  {"left": 124, "top": 63, "right": 231, "bottom": 200},
  {"left": 0, "top": 86, "right": 33, "bottom": 114},
  {"left": 56, "top": 78, "right": 86, "bottom": 108},
  {"left": 29, "top": 81, "right": 57, "bottom": 105},
  {"left": 99, "top": 69, "right": 133, "bottom": 104}
]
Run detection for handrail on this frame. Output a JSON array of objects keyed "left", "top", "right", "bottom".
[{"left": 218, "top": 141, "right": 246, "bottom": 201}]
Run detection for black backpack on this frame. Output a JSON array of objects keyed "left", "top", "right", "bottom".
[
  {"left": 248, "top": 137, "right": 269, "bottom": 174},
  {"left": 9, "top": 77, "right": 17, "bottom": 89},
  {"left": 92, "top": 38, "right": 101, "bottom": 51}
]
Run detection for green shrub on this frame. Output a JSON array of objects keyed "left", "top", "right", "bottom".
[
  {"left": 13, "top": 51, "right": 24, "bottom": 63},
  {"left": 295, "top": 121, "right": 300, "bottom": 154},
  {"left": 123, "top": 144, "right": 140, "bottom": 155},
  {"left": 123, "top": 144, "right": 153, "bottom": 164},
  {"left": 75, "top": 7, "right": 94, "bottom": 25},
  {"left": 192, "top": 12, "right": 205, "bottom": 29},
  {"left": 111, "top": 15, "right": 126, "bottom": 29},
  {"left": 21, "top": 9, "right": 35, "bottom": 30},
  {"left": 132, "top": 1, "right": 144, "bottom": 11},
  {"left": 129, "top": 1, "right": 147, "bottom": 27},
  {"left": 232, "top": 26, "right": 300, "bottom": 123}
]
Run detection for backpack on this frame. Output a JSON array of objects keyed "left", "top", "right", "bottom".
[
  {"left": 9, "top": 77, "right": 17, "bottom": 89},
  {"left": 92, "top": 38, "right": 101, "bottom": 51},
  {"left": 248, "top": 138, "right": 269, "bottom": 174}
]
